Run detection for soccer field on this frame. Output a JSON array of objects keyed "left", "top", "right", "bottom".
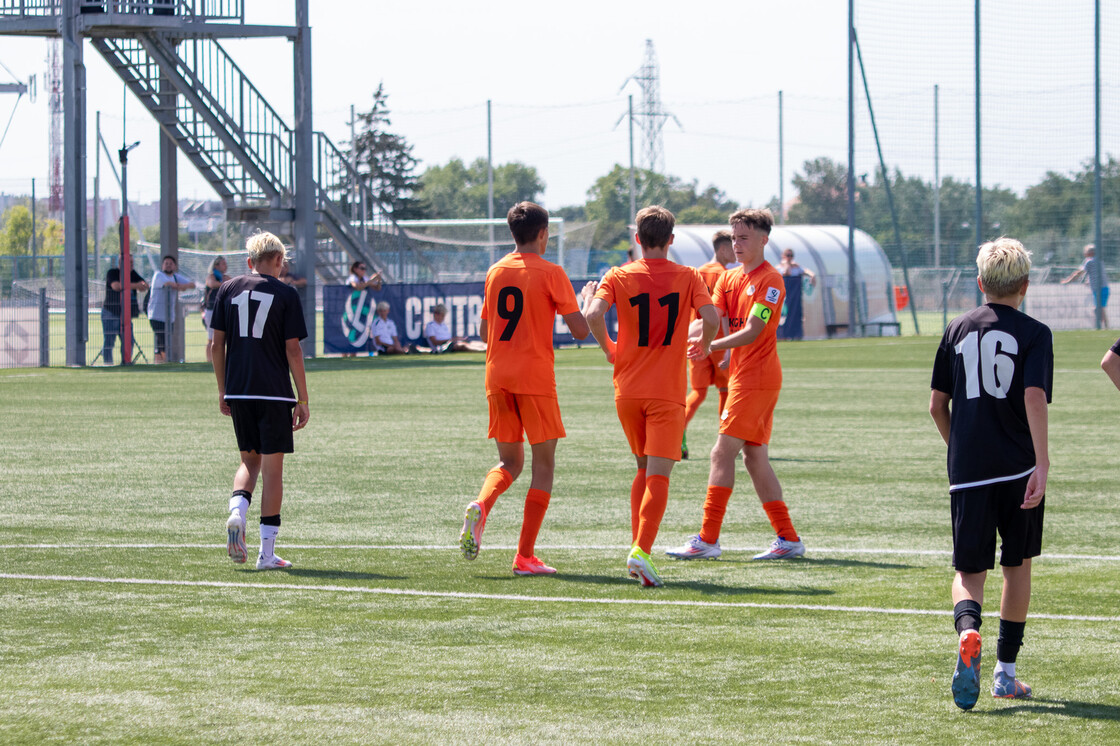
[{"left": 3, "top": 332, "right": 1120, "bottom": 744}]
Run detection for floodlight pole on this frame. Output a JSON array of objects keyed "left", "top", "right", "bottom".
[
  {"left": 118, "top": 140, "right": 140, "bottom": 364},
  {"left": 847, "top": 0, "right": 857, "bottom": 336},
  {"left": 974, "top": 0, "right": 983, "bottom": 306},
  {"left": 487, "top": 99, "right": 495, "bottom": 265}
]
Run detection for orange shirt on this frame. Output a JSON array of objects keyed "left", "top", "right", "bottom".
[
  {"left": 694, "top": 259, "right": 730, "bottom": 355},
  {"left": 595, "top": 257, "right": 712, "bottom": 403},
  {"left": 713, "top": 261, "right": 784, "bottom": 391},
  {"left": 482, "top": 251, "right": 579, "bottom": 396},
  {"left": 696, "top": 261, "right": 727, "bottom": 298}
]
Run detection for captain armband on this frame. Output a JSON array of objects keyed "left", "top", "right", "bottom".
[{"left": 749, "top": 302, "right": 774, "bottom": 323}]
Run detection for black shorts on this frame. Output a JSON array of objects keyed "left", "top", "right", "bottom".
[
  {"left": 951, "top": 474, "right": 1044, "bottom": 573},
  {"left": 228, "top": 399, "right": 295, "bottom": 455}
]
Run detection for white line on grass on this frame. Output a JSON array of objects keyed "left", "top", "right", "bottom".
[
  {"left": 1, "top": 572, "right": 1115, "bottom": 622},
  {"left": 1, "top": 543, "right": 1118, "bottom": 563}
]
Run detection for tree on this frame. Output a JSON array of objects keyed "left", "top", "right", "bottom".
[
  {"left": 418, "top": 157, "right": 544, "bottom": 219},
  {"left": 0, "top": 205, "right": 33, "bottom": 256},
  {"left": 351, "top": 82, "right": 423, "bottom": 220},
  {"left": 788, "top": 157, "right": 853, "bottom": 225},
  {"left": 582, "top": 165, "right": 739, "bottom": 250}
]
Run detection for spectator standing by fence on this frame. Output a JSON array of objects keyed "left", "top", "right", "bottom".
[
  {"left": 1062, "top": 244, "right": 1109, "bottom": 329},
  {"left": 148, "top": 255, "right": 196, "bottom": 364},
  {"left": 100, "top": 255, "right": 148, "bottom": 365}
]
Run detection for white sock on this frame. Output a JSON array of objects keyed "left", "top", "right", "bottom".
[
  {"left": 260, "top": 523, "right": 279, "bottom": 558},
  {"left": 228, "top": 495, "right": 250, "bottom": 520},
  {"left": 995, "top": 660, "right": 1016, "bottom": 679}
]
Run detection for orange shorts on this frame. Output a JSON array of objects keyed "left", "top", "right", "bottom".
[
  {"left": 615, "top": 398, "right": 686, "bottom": 460},
  {"left": 487, "top": 390, "right": 566, "bottom": 445},
  {"left": 718, "top": 387, "right": 780, "bottom": 445},
  {"left": 689, "top": 352, "right": 730, "bottom": 391}
]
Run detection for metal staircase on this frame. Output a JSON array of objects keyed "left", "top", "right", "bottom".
[{"left": 90, "top": 32, "right": 421, "bottom": 282}]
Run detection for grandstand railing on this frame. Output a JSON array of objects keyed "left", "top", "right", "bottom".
[{"left": 1, "top": 1, "right": 244, "bottom": 21}]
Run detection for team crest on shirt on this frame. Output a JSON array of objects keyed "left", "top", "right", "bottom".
[
  {"left": 765, "top": 286, "right": 780, "bottom": 304},
  {"left": 747, "top": 284, "right": 756, "bottom": 295}
]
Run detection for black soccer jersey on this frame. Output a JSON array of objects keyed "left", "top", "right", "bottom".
[
  {"left": 211, "top": 273, "right": 307, "bottom": 401},
  {"left": 931, "top": 303, "right": 1053, "bottom": 491}
]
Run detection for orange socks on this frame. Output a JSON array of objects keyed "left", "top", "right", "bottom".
[
  {"left": 763, "top": 500, "right": 799, "bottom": 542},
  {"left": 699, "top": 485, "right": 733, "bottom": 545},
  {"left": 630, "top": 468, "right": 647, "bottom": 542},
  {"left": 635, "top": 474, "right": 669, "bottom": 554},
  {"left": 477, "top": 467, "right": 513, "bottom": 518},
  {"left": 517, "top": 488, "right": 551, "bottom": 558}
]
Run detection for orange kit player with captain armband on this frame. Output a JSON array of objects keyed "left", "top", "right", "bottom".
[
  {"left": 681, "top": 228, "right": 736, "bottom": 459},
  {"left": 458, "top": 201, "right": 592, "bottom": 576},
  {"left": 582, "top": 205, "right": 719, "bottom": 587},
  {"left": 667, "top": 208, "right": 807, "bottom": 562}
]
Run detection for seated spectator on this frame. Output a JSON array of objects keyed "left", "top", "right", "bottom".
[
  {"left": 422, "top": 303, "right": 486, "bottom": 353},
  {"left": 347, "top": 261, "right": 382, "bottom": 292},
  {"left": 372, "top": 301, "right": 407, "bottom": 354}
]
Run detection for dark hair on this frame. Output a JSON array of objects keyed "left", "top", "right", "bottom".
[
  {"left": 728, "top": 208, "right": 774, "bottom": 235},
  {"left": 635, "top": 205, "right": 675, "bottom": 249},
  {"left": 161, "top": 254, "right": 177, "bottom": 265},
  {"left": 507, "top": 201, "right": 550, "bottom": 246},
  {"left": 350, "top": 260, "right": 366, "bottom": 274},
  {"left": 712, "top": 229, "right": 733, "bottom": 249}
]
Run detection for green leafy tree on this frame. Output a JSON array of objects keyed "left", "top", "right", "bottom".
[
  {"left": 418, "top": 158, "right": 545, "bottom": 219},
  {"left": 351, "top": 82, "right": 423, "bottom": 219},
  {"left": 0, "top": 205, "right": 33, "bottom": 256},
  {"left": 582, "top": 165, "right": 739, "bottom": 250},
  {"left": 788, "top": 157, "right": 853, "bottom": 225}
]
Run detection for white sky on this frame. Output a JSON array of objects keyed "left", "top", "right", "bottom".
[{"left": 0, "top": 0, "right": 1114, "bottom": 213}]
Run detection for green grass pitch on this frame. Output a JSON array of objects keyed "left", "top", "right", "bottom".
[{"left": 3, "top": 331, "right": 1120, "bottom": 744}]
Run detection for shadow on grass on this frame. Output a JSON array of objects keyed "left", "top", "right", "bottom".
[
  {"left": 83, "top": 355, "right": 485, "bottom": 374},
  {"left": 985, "top": 697, "right": 1120, "bottom": 721},
  {"left": 708, "top": 557, "right": 916, "bottom": 571},
  {"left": 237, "top": 568, "right": 407, "bottom": 582},
  {"left": 474, "top": 572, "right": 834, "bottom": 598}
]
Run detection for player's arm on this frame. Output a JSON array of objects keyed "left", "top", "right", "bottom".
[
  {"left": 1061, "top": 267, "right": 1084, "bottom": 284},
  {"left": 479, "top": 319, "right": 488, "bottom": 344},
  {"left": 1102, "top": 349, "right": 1120, "bottom": 391},
  {"left": 711, "top": 312, "right": 767, "bottom": 352},
  {"left": 687, "top": 304, "right": 719, "bottom": 360},
  {"left": 211, "top": 329, "right": 230, "bottom": 417},
  {"left": 286, "top": 337, "right": 310, "bottom": 431},
  {"left": 929, "top": 389, "right": 951, "bottom": 446},
  {"left": 1022, "top": 386, "right": 1049, "bottom": 509},
  {"left": 562, "top": 310, "right": 591, "bottom": 341},
  {"left": 582, "top": 296, "right": 616, "bottom": 363}
]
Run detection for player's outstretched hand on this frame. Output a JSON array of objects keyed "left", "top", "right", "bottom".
[
  {"left": 1022, "top": 464, "right": 1047, "bottom": 509},
  {"left": 292, "top": 402, "right": 310, "bottom": 431},
  {"left": 219, "top": 395, "right": 231, "bottom": 417},
  {"left": 580, "top": 280, "right": 598, "bottom": 303}
]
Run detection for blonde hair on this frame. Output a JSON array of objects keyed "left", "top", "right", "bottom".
[
  {"left": 977, "top": 237, "right": 1031, "bottom": 297},
  {"left": 246, "top": 232, "right": 288, "bottom": 266}
]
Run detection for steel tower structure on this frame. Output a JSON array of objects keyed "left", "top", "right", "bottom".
[
  {"left": 0, "top": 0, "right": 417, "bottom": 364},
  {"left": 621, "top": 39, "right": 680, "bottom": 176}
]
